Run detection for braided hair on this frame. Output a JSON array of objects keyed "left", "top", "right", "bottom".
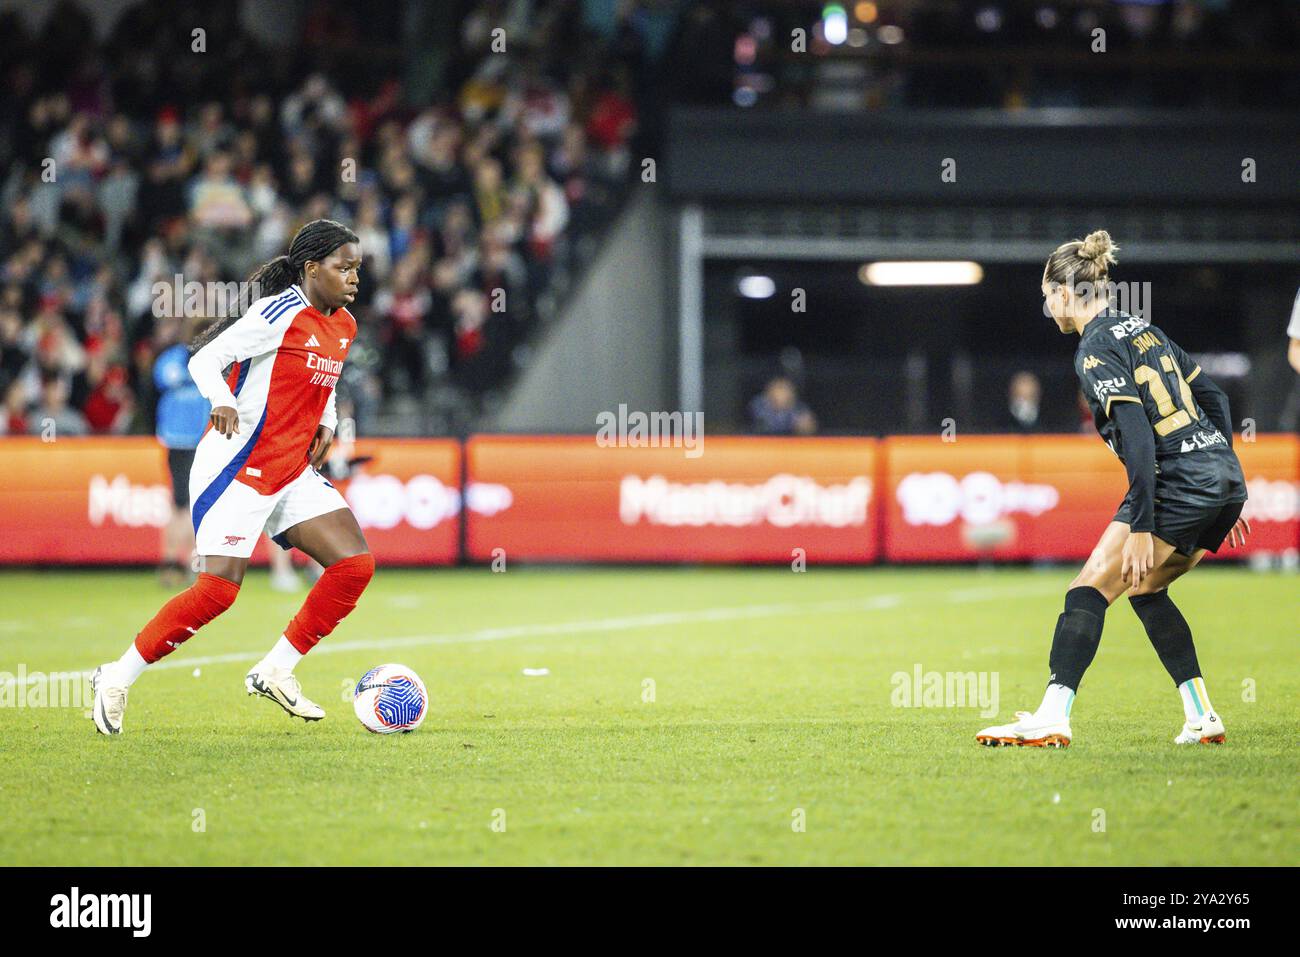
[{"left": 190, "top": 219, "right": 359, "bottom": 354}]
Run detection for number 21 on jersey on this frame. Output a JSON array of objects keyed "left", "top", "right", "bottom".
[{"left": 1133, "top": 354, "right": 1199, "bottom": 436}]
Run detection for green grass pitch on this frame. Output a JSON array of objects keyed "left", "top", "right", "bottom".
[{"left": 0, "top": 566, "right": 1294, "bottom": 866}]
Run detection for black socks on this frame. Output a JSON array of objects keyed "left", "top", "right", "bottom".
[
  {"left": 1129, "top": 591, "right": 1201, "bottom": 686},
  {"left": 1048, "top": 586, "right": 1109, "bottom": 692}
]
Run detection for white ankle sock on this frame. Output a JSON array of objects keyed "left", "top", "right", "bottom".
[
  {"left": 1178, "top": 677, "right": 1214, "bottom": 723},
  {"left": 1034, "top": 683, "right": 1075, "bottom": 722},
  {"left": 256, "top": 636, "right": 303, "bottom": 674},
  {"left": 110, "top": 644, "right": 149, "bottom": 688}
]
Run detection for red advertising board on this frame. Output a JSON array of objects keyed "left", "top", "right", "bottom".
[
  {"left": 0, "top": 433, "right": 1292, "bottom": 566},
  {"left": 464, "top": 435, "right": 880, "bottom": 563},
  {"left": 0, "top": 437, "right": 461, "bottom": 565},
  {"left": 338, "top": 439, "right": 462, "bottom": 565},
  {"left": 1204, "top": 434, "right": 1300, "bottom": 560},
  {"left": 883, "top": 433, "right": 1299, "bottom": 562}
]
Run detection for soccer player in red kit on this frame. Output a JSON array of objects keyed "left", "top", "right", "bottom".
[{"left": 91, "top": 220, "right": 373, "bottom": 733}]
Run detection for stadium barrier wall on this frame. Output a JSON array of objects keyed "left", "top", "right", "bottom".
[
  {"left": 0, "top": 434, "right": 1295, "bottom": 566},
  {"left": 465, "top": 435, "right": 879, "bottom": 563},
  {"left": 0, "top": 437, "right": 462, "bottom": 566}
]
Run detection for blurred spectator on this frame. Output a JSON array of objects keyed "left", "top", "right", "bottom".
[
  {"left": 1002, "top": 371, "right": 1044, "bottom": 433},
  {"left": 28, "top": 371, "right": 89, "bottom": 437},
  {"left": 189, "top": 152, "right": 253, "bottom": 230},
  {"left": 352, "top": 197, "right": 392, "bottom": 282},
  {"left": 0, "top": 381, "right": 30, "bottom": 436},
  {"left": 373, "top": 255, "right": 434, "bottom": 399},
  {"left": 49, "top": 113, "right": 109, "bottom": 189},
  {"left": 473, "top": 156, "right": 508, "bottom": 226},
  {"left": 82, "top": 350, "right": 134, "bottom": 434},
  {"left": 188, "top": 151, "right": 253, "bottom": 273},
  {"left": 749, "top": 376, "right": 817, "bottom": 435},
  {"left": 0, "top": 307, "right": 27, "bottom": 393},
  {"left": 280, "top": 74, "right": 348, "bottom": 139},
  {"left": 415, "top": 123, "right": 472, "bottom": 208},
  {"left": 585, "top": 71, "right": 638, "bottom": 167},
  {"left": 513, "top": 141, "right": 569, "bottom": 267},
  {"left": 153, "top": 315, "right": 209, "bottom": 584},
  {"left": 142, "top": 107, "right": 194, "bottom": 228}
]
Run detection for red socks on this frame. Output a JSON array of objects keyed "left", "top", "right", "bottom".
[
  {"left": 130, "top": 555, "right": 373, "bottom": 664},
  {"left": 284, "top": 553, "right": 375, "bottom": 654},
  {"left": 134, "top": 572, "right": 241, "bottom": 663}
]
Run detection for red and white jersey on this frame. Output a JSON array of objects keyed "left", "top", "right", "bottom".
[{"left": 188, "top": 284, "right": 355, "bottom": 496}]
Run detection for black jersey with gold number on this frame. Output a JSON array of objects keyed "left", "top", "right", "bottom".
[{"left": 1075, "top": 309, "right": 1246, "bottom": 509}]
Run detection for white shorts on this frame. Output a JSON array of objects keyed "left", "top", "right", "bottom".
[{"left": 191, "top": 463, "right": 349, "bottom": 559}]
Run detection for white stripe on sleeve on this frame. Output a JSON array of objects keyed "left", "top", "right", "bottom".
[{"left": 187, "top": 296, "right": 292, "bottom": 408}]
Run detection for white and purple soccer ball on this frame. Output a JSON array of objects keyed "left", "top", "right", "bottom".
[{"left": 353, "top": 664, "right": 428, "bottom": 734}]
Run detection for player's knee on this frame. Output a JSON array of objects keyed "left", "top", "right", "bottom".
[
  {"left": 328, "top": 551, "right": 374, "bottom": 593},
  {"left": 1069, "top": 568, "right": 1123, "bottom": 604},
  {"left": 193, "top": 572, "right": 241, "bottom": 622},
  {"left": 1128, "top": 582, "right": 1169, "bottom": 599},
  {"left": 354, "top": 552, "right": 375, "bottom": 589}
]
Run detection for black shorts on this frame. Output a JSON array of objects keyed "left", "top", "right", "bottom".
[
  {"left": 166, "top": 447, "right": 195, "bottom": 507},
  {"left": 1113, "top": 497, "right": 1246, "bottom": 557}
]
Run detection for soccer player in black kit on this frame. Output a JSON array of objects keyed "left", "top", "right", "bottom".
[{"left": 977, "top": 231, "right": 1250, "bottom": 748}]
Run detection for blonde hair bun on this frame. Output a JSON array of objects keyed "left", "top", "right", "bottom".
[{"left": 1078, "top": 229, "right": 1118, "bottom": 267}]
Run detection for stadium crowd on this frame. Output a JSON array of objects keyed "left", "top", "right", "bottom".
[
  {"left": 7, "top": 1, "right": 1288, "bottom": 443},
  {"left": 0, "top": 0, "right": 651, "bottom": 437}
]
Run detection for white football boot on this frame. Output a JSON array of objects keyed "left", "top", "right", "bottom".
[
  {"left": 976, "top": 710, "right": 1072, "bottom": 748},
  {"left": 90, "top": 665, "right": 128, "bottom": 735},
  {"left": 1174, "top": 712, "right": 1225, "bottom": 745},
  {"left": 245, "top": 666, "right": 324, "bottom": 721}
]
